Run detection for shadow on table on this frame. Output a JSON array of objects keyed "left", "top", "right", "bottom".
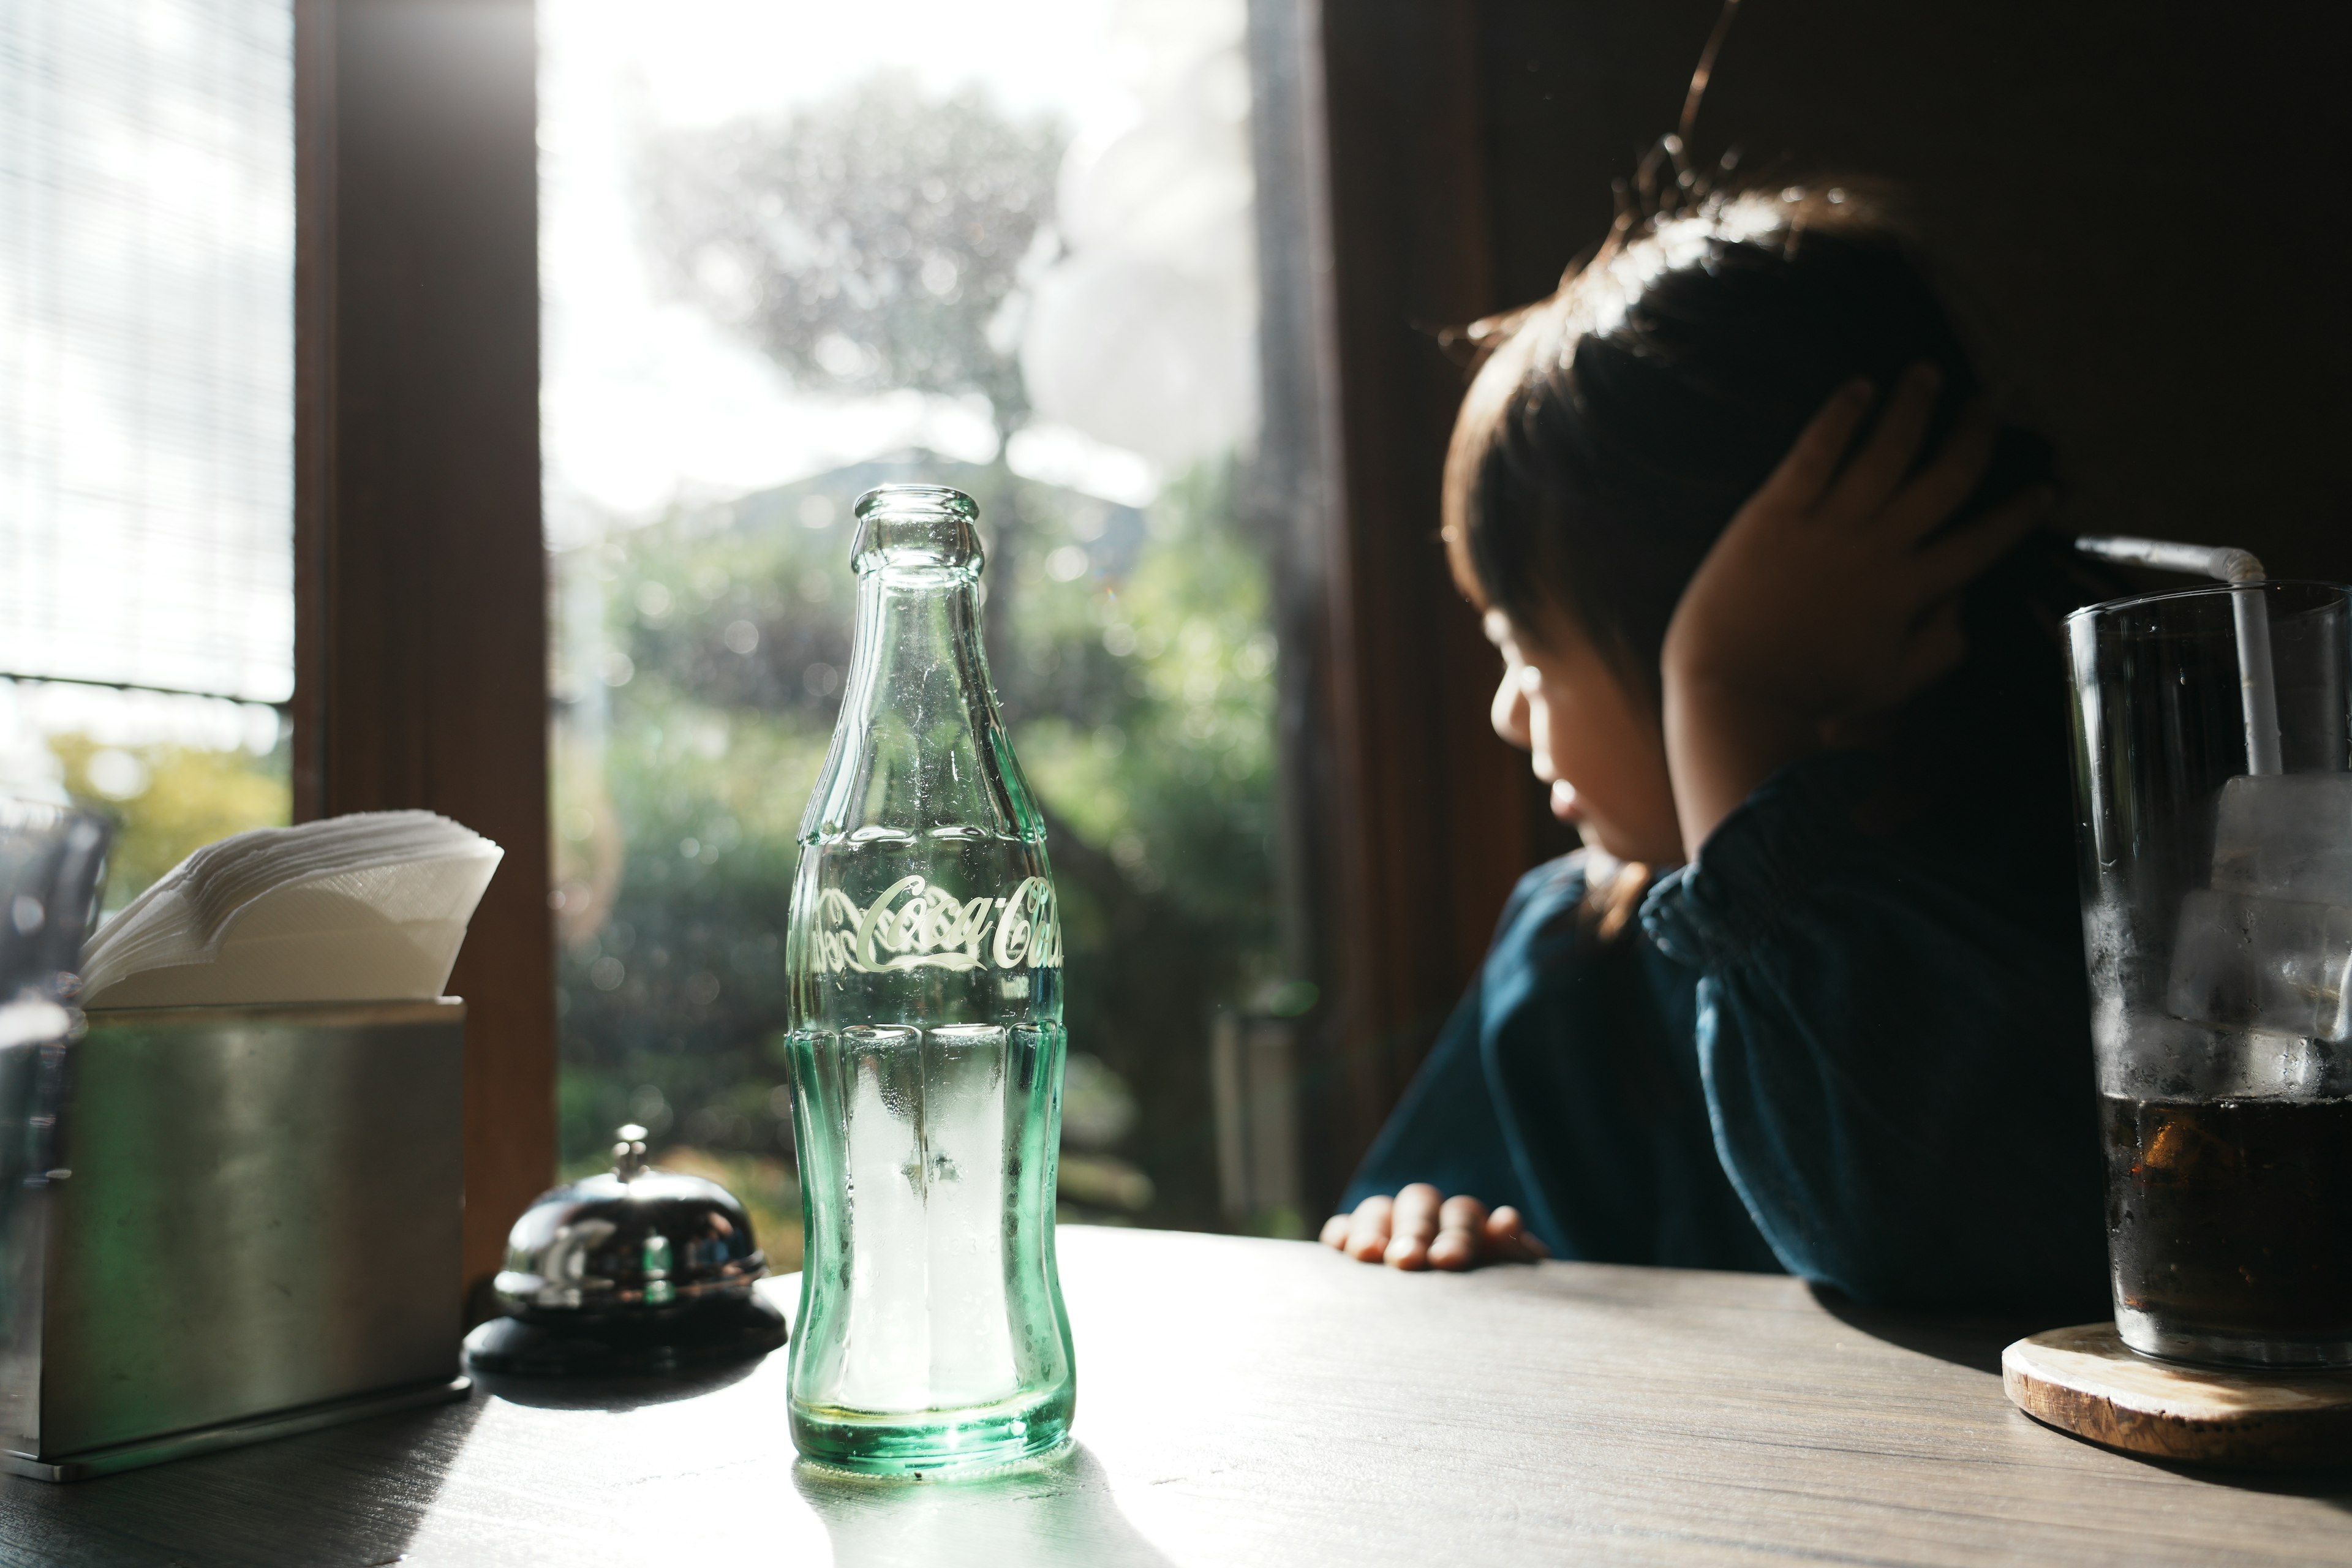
[
  {"left": 2137, "top": 1457, "right": 2352, "bottom": 1509},
  {"left": 1814, "top": 1287, "right": 2352, "bottom": 1508},
  {"left": 1807, "top": 1284, "right": 2056, "bottom": 1376},
  {"left": 469, "top": 1352, "right": 765, "bottom": 1412},
  {"left": 13, "top": 1393, "right": 486, "bottom": 1568},
  {"left": 793, "top": 1441, "right": 1175, "bottom": 1568}
]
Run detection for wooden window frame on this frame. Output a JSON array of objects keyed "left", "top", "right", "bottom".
[
  {"left": 293, "top": 0, "right": 553, "bottom": 1298},
  {"left": 1283, "top": 0, "right": 1568, "bottom": 1207}
]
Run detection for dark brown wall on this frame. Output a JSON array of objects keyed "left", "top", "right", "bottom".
[
  {"left": 1306, "top": 0, "right": 2349, "bottom": 1200},
  {"left": 1478, "top": 1, "right": 2352, "bottom": 578}
]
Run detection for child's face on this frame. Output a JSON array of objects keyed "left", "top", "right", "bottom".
[{"left": 1485, "top": 608, "right": 1685, "bottom": 867}]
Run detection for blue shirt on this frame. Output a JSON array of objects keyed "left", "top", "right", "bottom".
[{"left": 1345, "top": 748, "right": 2111, "bottom": 1313}]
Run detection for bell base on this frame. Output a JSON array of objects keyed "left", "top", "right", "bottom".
[
  {"left": 790, "top": 1387, "right": 1074, "bottom": 1478},
  {"left": 463, "top": 1291, "right": 786, "bottom": 1376}
]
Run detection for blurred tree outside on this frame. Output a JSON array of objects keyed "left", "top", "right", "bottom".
[
  {"left": 642, "top": 74, "right": 1067, "bottom": 681},
  {"left": 49, "top": 729, "right": 290, "bottom": 911},
  {"left": 553, "top": 36, "right": 1286, "bottom": 1247},
  {"left": 642, "top": 72, "right": 1062, "bottom": 442}
]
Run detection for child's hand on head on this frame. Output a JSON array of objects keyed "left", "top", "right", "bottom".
[
  {"left": 1659, "top": 363, "right": 2054, "bottom": 856},
  {"left": 1318, "top": 1183, "right": 1550, "bottom": 1271}
]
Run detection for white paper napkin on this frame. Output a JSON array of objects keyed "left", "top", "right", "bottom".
[{"left": 80, "top": 811, "right": 503, "bottom": 1009}]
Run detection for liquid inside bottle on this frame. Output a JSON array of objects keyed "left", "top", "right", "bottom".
[{"left": 783, "top": 483, "right": 1074, "bottom": 1474}]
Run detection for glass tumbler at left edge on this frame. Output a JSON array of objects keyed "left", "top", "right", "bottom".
[
  {"left": 0, "top": 803, "right": 111, "bottom": 1364},
  {"left": 782, "top": 484, "right": 1076, "bottom": 1476}
]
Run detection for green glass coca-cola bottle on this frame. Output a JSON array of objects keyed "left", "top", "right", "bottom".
[{"left": 783, "top": 483, "right": 1073, "bottom": 1474}]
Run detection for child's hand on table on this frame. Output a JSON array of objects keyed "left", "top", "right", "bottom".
[
  {"left": 1660, "top": 363, "right": 2054, "bottom": 857},
  {"left": 1319, "top": 1183, "right": 1550, "bottom": 1270}
]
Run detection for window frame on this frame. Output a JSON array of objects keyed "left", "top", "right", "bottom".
[
  {"left": 1281, "top": 0, "right": 1567, "bottom": 1207},
  {"left": 293, "top": 0, "right": 554, "bottom": 1298}
]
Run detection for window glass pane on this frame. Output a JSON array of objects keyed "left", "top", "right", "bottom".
[
  {"left": 0, "top": 1, "right": 295, "bottom": 905},
  {"left": 545, "top": 0, "right": 1305, "bottom": 1252}
]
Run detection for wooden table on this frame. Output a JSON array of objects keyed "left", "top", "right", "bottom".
[{"left": 2, "top": 1227, "right": 2347, "bottom": 1566}]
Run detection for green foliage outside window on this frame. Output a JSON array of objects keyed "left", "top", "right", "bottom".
[
  {"left": 50, "top": 731, "right": 290, "bottom": 911},
  {"left": 551, "top": 456, "right": 1280, "bottom": 1232}
]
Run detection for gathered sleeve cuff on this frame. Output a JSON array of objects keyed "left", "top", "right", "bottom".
[{"left": 1639, "top": 751, "right": 1888, "bottom": 970}]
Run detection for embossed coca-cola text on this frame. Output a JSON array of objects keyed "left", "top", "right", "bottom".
[{"left": 812, "top": 875, "right": 1060, "bottom": 974}]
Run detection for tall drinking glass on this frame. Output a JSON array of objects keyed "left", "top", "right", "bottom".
[{"left": 2068, "top": 579, "right": 2352, "bottom": 1367}]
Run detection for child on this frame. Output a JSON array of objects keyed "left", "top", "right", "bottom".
[{"left": 1321, "top": 182, "right": 2114, "bottom": 1312}]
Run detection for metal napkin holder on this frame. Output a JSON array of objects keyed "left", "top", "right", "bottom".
[{"left": 0, "top": 999, "right": 470, "bottom": 1481}]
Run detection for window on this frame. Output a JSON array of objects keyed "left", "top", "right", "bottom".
[
  {"left": 0, "top": 0, "right": 295, "bottom": 906},
  {"left": 542, "top": 0, "right": 1314, "bottom": 1254}
]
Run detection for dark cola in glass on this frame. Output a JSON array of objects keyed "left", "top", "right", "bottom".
[{"left": 2103, "top": 1095, "right": 2352, "bottom": 1365}]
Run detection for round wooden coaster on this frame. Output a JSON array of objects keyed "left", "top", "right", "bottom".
[{"left": 2003, "top": 1323, "right": 2352, "bottom": 1469}]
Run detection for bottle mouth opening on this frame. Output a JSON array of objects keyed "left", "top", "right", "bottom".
[
  {"left": 854, "top": 484, "right": 979, "bottom": 524},
  {"left": 851, "top": 484, "right": 985, "bottom": 576}
]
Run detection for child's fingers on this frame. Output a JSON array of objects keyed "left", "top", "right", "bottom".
[
  {"left": 1748, "top": 379, "right": 1874, "bottom": 516},
  {"left": 1427, "top": 1227, "right": 1479, "bottom": 1270},
  {"left": 1915, "top": 485, "right": 2053, "bottom": 598},
  {"left": 1438, "top": 1193, "right": 1490, "bottom": 1231},
  {"left": 1385, "top": 1183, "right": 1443, "bottom": 1269},
  {"left": 1393, "top": 1182, "right": 1444, "bottom": 1227},
  {"left": 1883, "top": 400, "right": 1997, "bottom": 543},
  {"left": 1343, "top": 1194, "right": 1393, "bottom": 1262},
  {"left": 1822, "top": 363, "right": 1940, "bottom": 524},
  {"left": 1433, "top": 1193, "right": 1490, "bottom": 1272},
  {"left": 1486, "top": 1204, "right": 1548, "bottom": 1262},
  {"left": 1325, "top": 1189, "right": 1542, "bottom": 1271}
]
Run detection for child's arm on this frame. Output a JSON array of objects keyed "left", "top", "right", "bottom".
[
  {"left": 1659, "top": 365, "right": 2051, "bottom": 859},
  {"left": 1644, "top": 373, "right": 2097, "bottom": 1310},
  {"left": 1639, "top": 755, "right": 2112, "bottom": 1310}
]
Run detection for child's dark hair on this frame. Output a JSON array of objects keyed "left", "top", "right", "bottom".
[{"left": 1442, "top": 180, "right": 2057, "bottom": 687}]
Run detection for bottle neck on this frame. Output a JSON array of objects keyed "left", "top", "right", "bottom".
[{"left": 807, "top": 564, "right": 1019, "bottom": 842}]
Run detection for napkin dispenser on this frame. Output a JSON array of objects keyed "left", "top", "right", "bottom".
[{"left": 0, "top": 1000, "right": 470, "bottom": 1481}]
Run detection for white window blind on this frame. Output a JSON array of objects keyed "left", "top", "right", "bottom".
[{"left": 0, "top": 0, "right": 294, "bottom": 704}]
